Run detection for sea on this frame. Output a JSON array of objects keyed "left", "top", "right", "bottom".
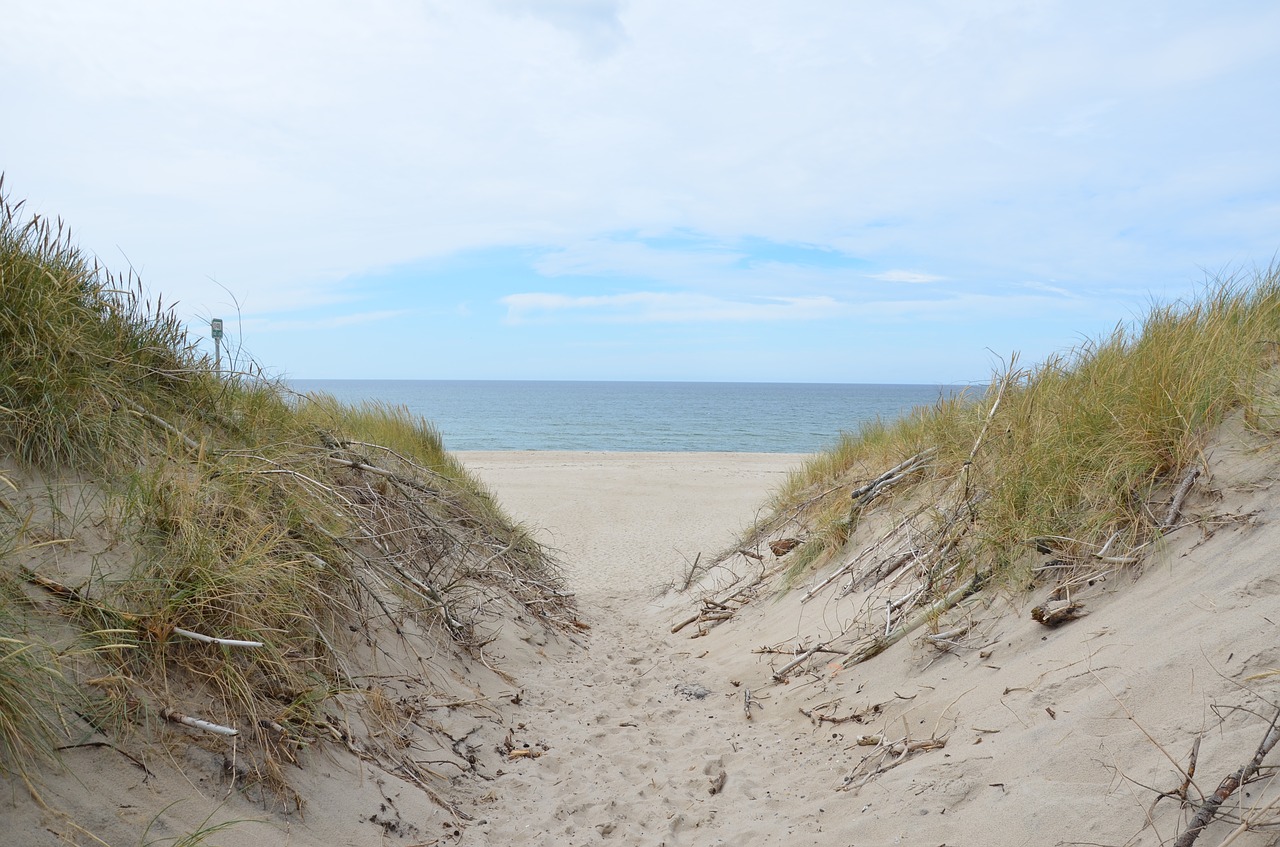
[{"left": 287, "top": 380, "right": 973, "bottom": 454}]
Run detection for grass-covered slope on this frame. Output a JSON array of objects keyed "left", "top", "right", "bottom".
[
  {"left": 690, "top": 269, "right": 1280, "bottom": 674},
  {"left": 0, "top": 185, "right": 572, "bottom": 811}
]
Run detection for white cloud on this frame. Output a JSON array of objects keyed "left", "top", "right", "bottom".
[
  {"left": 501, "top": 291, "right": 844, "bottom": 323},
  {"left": 871, "top": 270, "right": 946, "bottom": 284},
  {"left": 1019, "top": 280, "right": 1075, "bottom": 298},
  {"left": 490, "top": 0, "right": 627, "bottom": 58},
  {"left": 241, "top": 310, "right": 407, "bottom": 333},
  {"left": 0, "top": 0, "right": 1277, "bottom": 379},
  {"left": 534, "top": 240, "right": 744, "bottom": 281}
]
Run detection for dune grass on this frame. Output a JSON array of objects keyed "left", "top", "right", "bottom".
[
  {"left": 751, "top": 271, "right": 1280, "bottom": 602},
  {"left": 0, "top": 183, "right": 570, "bottom": 803}
]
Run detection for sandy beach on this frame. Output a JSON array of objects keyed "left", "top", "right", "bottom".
[
  {"left": 452, "top": 444, "right": 1280, "bottom": 846},
  {"left": 457, "top": 452, "right": 806, "bottom": 600},
  {"left": 12, "top": 443, "right": 1280, "bottom": 846}
]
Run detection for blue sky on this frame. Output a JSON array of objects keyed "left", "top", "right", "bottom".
[{"left": 3, "top": 1, "right": 1278, "bottom": 383}]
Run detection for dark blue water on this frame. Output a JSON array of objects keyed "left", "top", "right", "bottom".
[{"left": 287, "top": 380, "right": 971, "bottom": 453}]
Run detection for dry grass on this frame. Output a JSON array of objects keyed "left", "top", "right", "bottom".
[
  {"left": 0, "top": 181, "right": 571, "bottom": 809},
  {"left": 712, "top": 270, "right": 1280, "bottom": 674}
]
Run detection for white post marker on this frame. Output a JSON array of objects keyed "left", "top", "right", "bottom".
[{"left": 211, "top": 318, "right": 223, "bottom": 376}]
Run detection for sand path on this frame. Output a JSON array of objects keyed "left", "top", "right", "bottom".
[{"left": 456, "top": 452, "right": 848, "bottom": 846}]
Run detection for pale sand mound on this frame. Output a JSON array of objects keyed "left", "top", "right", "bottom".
[
  {"left": 11, "top": 442, "right": 1280, "bottom": 846},
  {"left": 459, "top": 440, "right": 1280, "bottom": 847}
]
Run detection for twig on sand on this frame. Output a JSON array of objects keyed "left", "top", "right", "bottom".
[
  {"left": 772, "top": 641, "right": 832, "bottom": 682},
  {"left": 848, "top": 449, "right": 937, "bottom": 510},
  {"left": 1173, "top": 707, "right": 1280, "bottom": 847},
  {"left": 839, "top": 574, "right": 983, "bottom": 670},
  {"left": 160, "top": 707, "right": 238, "bottom": 737},
  {"left": 1162, "top": 466, "right": 1202, "bottom": 531},
  {"left": 171, "top": 627, "right": 263, "bottom": 648},
  {"left": 838, "top": 732, "right": 948, "bottom": 793}
]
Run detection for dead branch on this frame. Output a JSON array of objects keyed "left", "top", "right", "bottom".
[
  {"left": 1174, "top": 707, "right": 1280, "bottom": 847},
  {"left": 126, "top": 401, "right": 202, "bottom": 454},
  {"left": 1162, "top": 466, "right": 1202, "bottom": 531},
  {"left": 671, "top": 603, "right": 737, "bottom": 634},
  {"left": 772, "top": 641, "right": 832, "bottom": 682},
  {"left": 958, "top": 368, "right": 1011, "bottom": 505},
  {"left": 838, "top": 732, "right": 948, "bottom": 792},
  {"left": 800, "top": 706, "right": 869, "bottom": 726},
  {"left": 1031, "top": 601, "right": 1086, "bottom": 627},
  {"left": 160, "top": 707, "right": 238, "bottom": 737},
  {"left": 800, "top": 511, "right": 918, "bottom": 603},
  {"left": 1151, "top": 735, "right": 1202, "bottom": 816},
  {"left": 849, "top": 448, "right": 937, "bottom": 508},
  {"left": 840, "top": 573, "right": 982, "bottom": 669},
  {"left": 170, "top": 627, "right": 263, "bottom": 648},
  {"left": 753, "top": 645, "right": 842, "bottom": 657}
]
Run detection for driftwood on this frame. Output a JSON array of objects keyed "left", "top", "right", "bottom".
[
  {"left": 848, "top": 448, "right": 937, "bottom": 509},
  {"left": 839, "top": 574, "right": 982, "bottom": 669},
  {"left": 1030, "top": 601, "right": 1086, "bottom": 627},
  {"left": 1172, "top": 708, "right": 1280, "bottom": 847},
  {"left": 126, "top": 401, "right": 202, "bottom": 454},
  {"left": 708, "top": 767, "right": 727, "bottom": 795},
  {"left": 160, "top": 707, "right": 238, "bottom": 737},
  {"left": 1162, "top": 466, "right": 1202, "bottom": 531},
  {"left": 924, "top": 623, "right": 971, "bottom": 647},
  {"left": 171, "top": 627, "right": 263, "bottom": 648},
  {"left": 1031, "top": 601, "right": 1085, "bottom": 626},
  {"left": 800, "top": 512, "right": 918, "bottom": 603},
  {"left": 772, "top": 641, "right": 832, "bottom": 682},
  {"left": 838, "top": 732, "right": 948, "bottom": 792}
]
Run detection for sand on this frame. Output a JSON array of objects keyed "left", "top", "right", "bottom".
[
  {"left": 454, "top": 444, "right": 1280, "bottom": 846},
  {"left": 456, "top": 451, "right": 804, "bottom": 600},
  {"left": 11, "top": 442, "right": 1280, "bottom": 845}
]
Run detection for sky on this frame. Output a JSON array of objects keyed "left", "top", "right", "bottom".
[{"left": 2, "top": 1, "right": 1279, "bottom": 384}]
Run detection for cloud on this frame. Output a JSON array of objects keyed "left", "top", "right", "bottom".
[
  {"left": 490, "top": 0, "right": 627, "bottom": 58},
  {"left": 500, "top": 291, "right": 844, "bottom": 323},
  {"left": 2, "top": 2, "right": 1278, "bottom": 380},
  {"left": 871, "top": 270, "right": 946, "bottom": 284},
  {"left": 1019, "top": 280, "right": 1076, "bottom": 298},
  {"left": 533, "top": 240, "right": 744, "bottom": 281},
  {"left": 241, "top": 310, "right": 407, "bottom": 333}
]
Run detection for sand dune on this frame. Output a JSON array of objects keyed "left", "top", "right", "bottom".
[
  {"left": 459, "top": 443, "right": 1280, "bottom": 846},
  {"left": 11, "top": 443, "right": 1280, "bottom": 846}
]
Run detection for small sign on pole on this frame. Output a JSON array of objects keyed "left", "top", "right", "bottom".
[{"left": 211, "top": 318, "right": 223, "bottom": 376}]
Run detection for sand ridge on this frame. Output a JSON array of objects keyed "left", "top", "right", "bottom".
[
  {"left": 10, "top": 446, "right": 1280, "bottom": 845},
  {"left": 458, "top": 445, "right": 1280, "bottom": 846}
]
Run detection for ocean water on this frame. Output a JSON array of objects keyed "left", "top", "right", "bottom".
[{"left": 287, "top": 380, "right": 972, "bottom": 454}]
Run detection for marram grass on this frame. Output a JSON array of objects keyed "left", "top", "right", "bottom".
[
  {"left": 756, "top": 270, "right": 1280, "bottom": 592},
  {"left": 0, "top": 182, "right": 570, "bottom": 806}
]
